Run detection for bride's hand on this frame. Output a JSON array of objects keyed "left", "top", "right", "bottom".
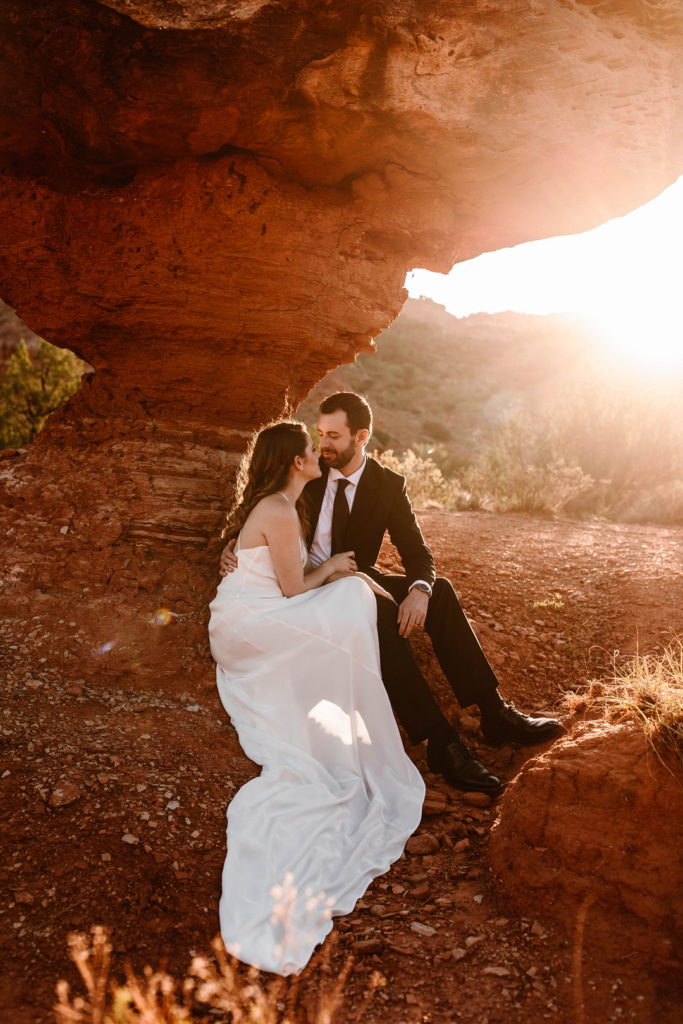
[
  {"left": 327, "top": 551, "right": 357, "bottom": 575},
  {"left": 353, "top": 572, "right": 398, "bottom": 605}
]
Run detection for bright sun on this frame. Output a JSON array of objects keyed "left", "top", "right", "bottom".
[{"left": 407, "top": 176, "right": 683, "bottom": 372}]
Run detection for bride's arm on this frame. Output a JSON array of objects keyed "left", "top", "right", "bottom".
[{"left": 265, "top": 504, "right": 356, "bottom": 597}]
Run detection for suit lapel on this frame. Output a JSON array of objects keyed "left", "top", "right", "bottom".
[{"left": 346, "top": 458, "right": 380, "bottom": 548}]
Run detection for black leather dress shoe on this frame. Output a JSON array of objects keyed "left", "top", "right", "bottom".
[
  {"left": 427, "top": 735, "right": 501, "bottom": 793},
  {"left": 481, "top": 701, "right": 563, "bottom": 747}
]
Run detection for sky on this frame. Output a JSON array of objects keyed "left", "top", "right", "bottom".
[{"left": 406, "top": 176, "right": 683, "bottom": 369}]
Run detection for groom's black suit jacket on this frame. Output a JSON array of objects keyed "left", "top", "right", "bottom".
[{"left": 303, "top": 456, "right": 436, "bottom": 589}]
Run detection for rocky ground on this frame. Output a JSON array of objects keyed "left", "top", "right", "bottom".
[{"left": 1, "top": 510, "right": 682, "bottom": 1024}]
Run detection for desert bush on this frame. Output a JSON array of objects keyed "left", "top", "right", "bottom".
[
  {"left": 376, "top": 449, "right": 473, "bottom": 510},
  {"left": 0, "top": 337, "right": 86, "bottom": 448},
  {"left": 563, "top": 638, "right": 683, "bottom": 771},
  {"left": 464, "top": 413, "right": 594, "bottom": 514},
  {"left": 55, "top": 926, "right": 385, "bottom": 1024}
]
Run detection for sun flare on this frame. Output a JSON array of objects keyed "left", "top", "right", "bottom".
[{"left": 407, "top": 176, "right": 683, "bottom": 373}]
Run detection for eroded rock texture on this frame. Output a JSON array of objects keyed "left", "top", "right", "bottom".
[
  {"left": 0, "top": 0, "right": 682, "bottom": 690},
  {"left": 490, "top": 721, "right": 683, "bottom": 975}
]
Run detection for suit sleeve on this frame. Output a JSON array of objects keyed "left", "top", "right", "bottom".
[{"left": 385, "top": 476, "right": 436, "bottom": 588}]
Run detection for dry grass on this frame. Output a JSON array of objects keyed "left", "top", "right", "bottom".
[
  {"left": 563, "top": 638, "right": 683, "bottom": 771},
  {"left": 54, "top": 926, "right": 385, "bottom": 1024}
]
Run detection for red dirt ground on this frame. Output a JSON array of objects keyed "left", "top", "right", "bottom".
[{"left": 1, "top": 510, "right": 682, "bottom": 1023}]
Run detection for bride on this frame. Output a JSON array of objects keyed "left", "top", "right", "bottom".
[{"left": 209, "top": 419, "right": 425, "bottom": 975}]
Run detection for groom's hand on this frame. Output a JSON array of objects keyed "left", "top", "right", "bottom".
[
  {"left": 397, "top": 588, "right": 429, "bottom": 637},
  {"left": 219, "top": 539, "right": 238, "bottom": 576}
]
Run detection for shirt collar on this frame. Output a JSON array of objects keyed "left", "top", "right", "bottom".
[{"left": 329, "top": 454, "right": 367, "bottom": 488}]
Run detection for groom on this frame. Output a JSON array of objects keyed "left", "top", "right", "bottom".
[{"left": 223, "top": 392, "right": 562, "bottom": 792}]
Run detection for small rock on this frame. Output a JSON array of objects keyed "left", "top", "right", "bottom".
[
  {"left": 65, "top": 684, "right": 83, "bottom": 697},
  {"left": 26, "top": 680, "right": 43, "bottom": 690},
  {"left": 473, "top": 894, "right": 484, "bottom": 904},
  {"left": 391, "top": 884, "right": 405, "bottom": 895},
  {"left": 459, "top": 714, "right": 480, "bottom": 734},
  {"left": 370, "top": 903, "right": 385, "bottom": 917},
  {"left": 453, "top": 838, "right": 470, "bottom": 853},
  {"left": 466, "top": 934, "right": 485, "bottom": 948},
  {"left": 166, "top": 800, "right": 180, "bottom": 810},
  {"left": 527, "top": 966, "right": 538, "bottom": 978},
  {"left": 406, "top": 833, "right": 440, "bottom": 855},
  {"left": 410, "top": 921, "right": 436, "bottom": 938},
  {"left": 351, "top": 937, "right": 383, "bottom": 955},
  {"left": 121, "top": 834, "right": 139, "bottom": 845},
  {"left": 463, "top": 792, "right": 492, "bottom": 808},
  {"left": 531, "top": 920, "right": 546, "bottom": 937},
  {"left": 13, "top": 891, "right": 34, "bottom": 906},
  {"left": 483, "top": 966, "right": 511, "bottom": 977},
  {"left": 101, "top": 852, "right": 111, "bottom": 862},
  {"left": 409, "top": 883, "right": 430, "bottom": 899},
  {"left": 48, "top": 782, "right": 81, "bottom": 808},
  {"left": 451, "top": 947, "right": 467, "bottom": 962},
  {"left": 422, "top": 790, "right": 448, "bottom": 816}
]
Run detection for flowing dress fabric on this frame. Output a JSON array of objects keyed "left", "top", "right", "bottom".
[{"left": 208, "top": 540, "right": 425, "bottom": 975}]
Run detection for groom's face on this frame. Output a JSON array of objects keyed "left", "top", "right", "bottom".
[{"left": 318, "top": 410, "right": 360, "bottom": 470}]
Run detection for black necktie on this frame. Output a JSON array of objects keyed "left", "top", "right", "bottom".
[{"left": 331, "top": 479, "right": 350, "bottom": 555}]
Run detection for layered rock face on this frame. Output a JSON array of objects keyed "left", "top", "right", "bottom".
[
  {"left": 0, "top": 0, "right": 682, "bottom": 685},
  {"left": 489, "top": 721, "right": 683, "bottom": 976}
]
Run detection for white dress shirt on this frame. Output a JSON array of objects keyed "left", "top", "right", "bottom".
[{"left": 309, "top": 458, "right": 367, "bottom": 567}]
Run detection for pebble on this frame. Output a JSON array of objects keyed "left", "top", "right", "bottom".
[
  {"left": 121, "top": 834, "right": 139, "bottom": 845},
  {"left": 409, "top": 883, "right": 430, "bottom": 899},
  {"left": 422, "top": 790, "right": 448, "bottom": 816},
  {"left": 463, "top": 792, "right": 492, "bottom": 808},
  {"left": 410, "top": 921, "right": 436, "bottom": 938},
  {"left": 65, "top": 684, "right": 83, "bottom": 697},
  {"left": 532, "top": 920, "right": 546, "bottom": 937},
  {"left": 466, "top": 934, "right": 486, "bottom": 948},
  {"left": 451, "top": 948, "right": 467, "bottom": 961},
  {"left": 483, "top": 966, "right": 511, "bottom": 977},
  {"left": 13, "top": 891, "right": 34, "bottom": 906},
  {"left": 48, "top": 782, "right": 81, "bottom": 808},
  {"left": 351, "top": 937, "right": 382, "bottom": 955},
  {"left": 101, "top": 853, "right": 111, "bottom": 862},
  {"left": 453, "top": 837, "right": 470, "bottom": 853},
  {"left": 406, "top": 833, "right": 440, "bottom": 855},
  {"left": 26, "top": 680, "right": 43, "bottom": 690},
  {"left": 459, "top": 715, "right": 480, "bottom": 734}
]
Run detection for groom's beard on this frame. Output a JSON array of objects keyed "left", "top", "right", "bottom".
[{"left": 320, "top": 441, "right": 356, "bottom": 470}]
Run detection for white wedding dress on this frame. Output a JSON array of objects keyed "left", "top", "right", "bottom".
[{"left": 208, "top": 536, "right": 425, "bottom": 975}]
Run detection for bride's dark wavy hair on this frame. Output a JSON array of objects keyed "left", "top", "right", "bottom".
[{"left": 222, "top": 420, "right": 311, "bottom": 542}]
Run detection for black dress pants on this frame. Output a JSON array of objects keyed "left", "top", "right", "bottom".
[{"left": 369, "top": 574, "right": 500, "bottom": 745}]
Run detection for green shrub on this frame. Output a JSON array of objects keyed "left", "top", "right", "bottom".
[{"left": 0, "top": 338, "right": 86, "bottom": 448}]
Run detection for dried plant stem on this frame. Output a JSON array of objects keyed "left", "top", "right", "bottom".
[{"left": 572, "top": 892, "right": 595, "bottom": 1024}]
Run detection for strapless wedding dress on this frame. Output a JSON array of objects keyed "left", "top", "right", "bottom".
[{"left": 208, "top": 538, "right": 424, "bottom": 975}]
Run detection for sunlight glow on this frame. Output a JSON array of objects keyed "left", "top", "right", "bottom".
[{"left": 407, "top": 176, "right": 683, "bottom": 370}]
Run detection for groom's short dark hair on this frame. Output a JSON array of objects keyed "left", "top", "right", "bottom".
[{"left": 319, "top": 392, "right": 373, "bottom": 435}]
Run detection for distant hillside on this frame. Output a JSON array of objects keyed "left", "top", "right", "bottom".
[{"left": 298, "top": 298, "right": 655, "bottom": 462}]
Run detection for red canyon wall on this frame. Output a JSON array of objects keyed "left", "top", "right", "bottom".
[{"left": 0, "top": 0, "right": 681, "bottom": 642}]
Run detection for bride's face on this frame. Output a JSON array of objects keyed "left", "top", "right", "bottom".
[{"left": 297, "top": 433, "right": 322, "bottom": 480}]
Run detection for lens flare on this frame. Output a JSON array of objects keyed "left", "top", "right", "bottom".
[
  {"left": 151, "top": 607, "right": 174, "bottom": 626},
  {"left": 95, "top": 640, "right": 117, "bottom": 655}
]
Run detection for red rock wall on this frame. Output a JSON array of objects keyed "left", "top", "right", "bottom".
[{"left": 489, "top": 721, "right": 683, "bottom": 976}]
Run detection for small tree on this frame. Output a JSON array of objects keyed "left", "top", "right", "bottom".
[{"left": 0, "top": 338, "right": 85, "bottom": 448}]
